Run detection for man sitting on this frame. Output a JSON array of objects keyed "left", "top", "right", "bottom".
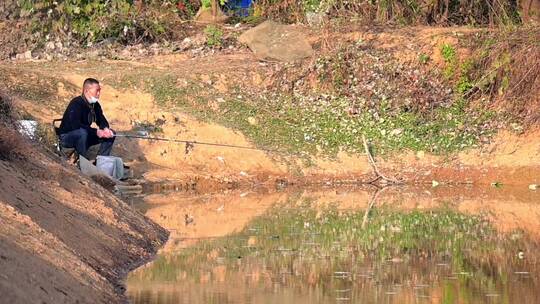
[{"left": 59, "top": 78, "right": 115, "bottom": 159}]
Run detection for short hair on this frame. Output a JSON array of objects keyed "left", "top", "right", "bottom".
[{"left": 82, "top": 78, "right": 100, "bottom": 93}]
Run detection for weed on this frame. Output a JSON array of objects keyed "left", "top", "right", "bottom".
[
  {"left": 121, "top": 64, "right": 493, "bottom": 157},
  {"left": 418, "top": 53, "right": 430, "bottom": 64},
  {"left": 17, "top": 0, "right": 185, "bottom": 45},
  {"left": 254, "top": 0, "right": 522, "bottom": 26},
  {"left": 441, "top": 43, "right": 457, "bottom": 63},
  {"left": 456, "top": 76, "right": 473, "bottom": 94},
  {"left": 204, "top": 25, "right": 223, "bottom": 48},
  {"left": 133, "top": 119, "right": 165, "bottom": 134}
]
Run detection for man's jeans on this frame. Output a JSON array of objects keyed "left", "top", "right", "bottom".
[{"left": 60, "top": 128, "right": 115, "bottom": 158}]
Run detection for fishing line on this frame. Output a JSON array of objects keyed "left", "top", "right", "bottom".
[{"left": 114, "top": 133, "right": 288, "bottom": 154}]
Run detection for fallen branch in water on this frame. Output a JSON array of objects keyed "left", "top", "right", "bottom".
[{"left": 362, "top": 135, "right": 403, "bottom": 184}]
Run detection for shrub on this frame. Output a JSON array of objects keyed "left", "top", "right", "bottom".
[
  {"left": 16, "top": 0, "right": 189, "bottom": 45},
  {"left": 253, "top": 0, "right": 522, "bottom": 26},
  {"left": 204, "top": 24, "right": 223, "bottom": 47}
]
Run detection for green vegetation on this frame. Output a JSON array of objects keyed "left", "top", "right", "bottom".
[
  {"left": 255, "top": 0, "right": 523, "bottom": 25},
  {"left": 441, "top": 43, "right": 457, "bottom": 63},
  {"left": 441, "top": 43, "right": 458, "bottom": 78},
  {"left": 418, "top": 53, "right": 430, "bottom": 64},
  {"left": 201, "top": 0, "right": 228, "bottom": 9},
  {"left": 204, "top": 25, "right": 224, "bottom": 47},
  {"left": 16, "top": 0, "right": 193, "bottom": 44}
]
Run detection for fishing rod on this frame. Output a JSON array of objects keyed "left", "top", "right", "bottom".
[{"left": 114, "top": 133, "right": 287, "bottom": 154}]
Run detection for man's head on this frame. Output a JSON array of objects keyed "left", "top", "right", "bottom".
[{"left": 82, "top": 78, "right": 101, "bottom": 104}]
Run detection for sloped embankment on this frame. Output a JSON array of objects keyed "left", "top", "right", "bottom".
[{"left": 0, "top": 126, "right": 168, "bottom": 302}]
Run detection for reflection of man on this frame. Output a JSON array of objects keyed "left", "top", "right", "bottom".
[{"left": 59, "top": 78, "right": 115, "bottom": 159}]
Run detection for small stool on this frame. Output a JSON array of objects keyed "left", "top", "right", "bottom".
[{"left": 52, "top": 118, "right": 78, "bottom": 163}]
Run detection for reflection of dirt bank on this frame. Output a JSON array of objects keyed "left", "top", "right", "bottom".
[
  {"left": 141, "top": 184, "right": 540, "bottom": 254},
  {"left": 129, "top": 184, "right": 540, "bottom": 304},
  {"left": 142, "top": 191, "right": 289, "bottom": 252}
]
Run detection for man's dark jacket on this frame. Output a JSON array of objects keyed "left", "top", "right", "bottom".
[{"left": 59, "top": 96, "right": 109, "bottom": 135}]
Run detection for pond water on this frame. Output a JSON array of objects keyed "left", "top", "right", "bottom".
[{"left": 127, "top": 185, "right": 540, "bottom": 304}]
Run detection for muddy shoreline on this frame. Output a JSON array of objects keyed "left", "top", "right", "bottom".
[{"left": 117, "top": 232, "right": 169, "bottom": 303}]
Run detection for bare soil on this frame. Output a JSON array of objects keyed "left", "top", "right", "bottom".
[
  {"left": 0, "top": 142, "right": 168, "bottom": 303},
  {"left": 5, "top": 36, "right": 540, "bottom": 189}
]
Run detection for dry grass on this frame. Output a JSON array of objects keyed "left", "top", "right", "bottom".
[
  {"left": 254, "top": 0, "right": 521, "bottom": 26},
  {"left": 0, "top": 92, "right": 28, "bottom": 161},
  {"left": 0, "top": 127, "right": 29, "bottom": 161},
  {"left": 470, "top": 26, "right": 540, "bottom": 124},
  {"left": 0, "top": 92, "right": 15, "bottom": 124}
]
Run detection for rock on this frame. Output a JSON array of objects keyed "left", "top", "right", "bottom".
[
  {"left": 120, "top": 48, "right": 132, "bottom": 58},
  {"left": 17, "top": 50, "right": 32, "bottom": 60},
  {"left": 86, "top": 50, "right": 100, "bottom": 59},
  {"left": 45, "top": 41, "right": 55, "bottom": 50},
  {"left": 390, "top": 128, "right": 403, "bottom": 136},
  {"left": 247, "top": 117, "right": 258, "bottom": 125},
  {"left": 238, "top": 20, "right": 313, "bottom": 62},
  {"left": 432, "top": 180, "right": 439, "bottom": 187},
  {"left": 177, "top": 37, "right": 192, "bottom": 51},
  {"left": 529, "top": 184, "right": 539, "bottom": 190},
  {"left": 306, "top": 11, "right": 325, "bottom": 26}
]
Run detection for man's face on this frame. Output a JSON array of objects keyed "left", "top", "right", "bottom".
[{"left": 85, "top": 83, "right": 101, "bottom": 99}]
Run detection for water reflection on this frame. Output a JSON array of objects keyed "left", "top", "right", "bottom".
[{"left": 127, "top": 185, "right": 540, "bottom": 303}]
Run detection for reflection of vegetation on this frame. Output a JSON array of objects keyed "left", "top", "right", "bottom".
[{"left": 129, "top": 203, "right": 538, "bottom": 304}]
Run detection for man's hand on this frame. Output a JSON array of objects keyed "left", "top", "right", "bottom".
[{"left": 97, "top": 128, "right": 114, "bottom": 138}]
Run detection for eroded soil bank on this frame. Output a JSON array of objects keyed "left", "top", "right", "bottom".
[
  {"left": 0, "top": 146, "right": 168, "bottom": 303},
  {"left": 4, "top": 55, "right": 540, "bottom": 190}
]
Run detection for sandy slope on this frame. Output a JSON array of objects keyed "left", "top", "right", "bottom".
[{"left": 0, "top": 145, "right": 168, "bottom": 303}]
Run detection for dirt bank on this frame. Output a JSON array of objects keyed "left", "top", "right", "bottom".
[
  {"left": 1, "top": 25, "right": 539, "bottom": 189},
  {"left": 0, "top": 139, "right": 168, "bottom": 303}
]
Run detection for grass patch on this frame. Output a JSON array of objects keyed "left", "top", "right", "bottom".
[{"left": 118, "top": 69, "right": 494, "bottom": 157}]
